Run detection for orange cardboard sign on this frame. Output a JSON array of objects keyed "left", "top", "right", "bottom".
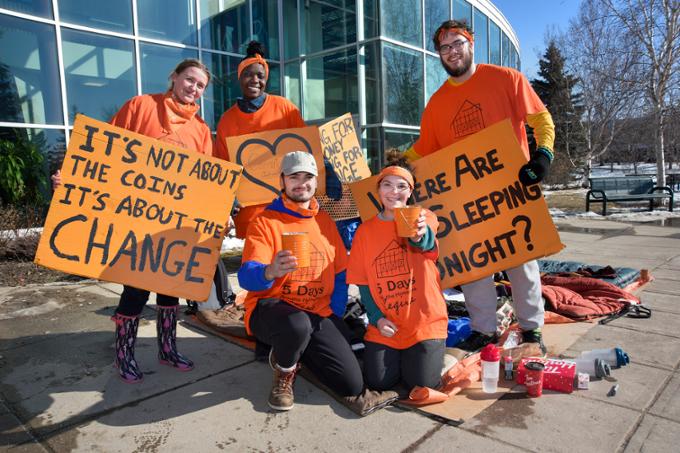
[
  {"left": 34, "top": 115, "right": 242, "bottom": 301},
  {"left": 318, "top": 113, "right": 371, "bottom": 182},
  {"left": 225, "top": 126, "right": 326, "bottom": 207},
  {"left": 349, "top": 119, "right": 564, "bottom": 288}
]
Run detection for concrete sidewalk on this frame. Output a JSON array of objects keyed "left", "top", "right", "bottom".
[{"left": 1, "top": 217, "right": 679, "bottom": 452}]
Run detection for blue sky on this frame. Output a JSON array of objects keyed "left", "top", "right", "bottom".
[{"left": 491, "top": 0, "right": 582, "bottom": 80}]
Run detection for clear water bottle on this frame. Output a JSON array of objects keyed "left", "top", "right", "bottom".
[{"left": 480, "top": 343, "right": 500, "bottom": 393}]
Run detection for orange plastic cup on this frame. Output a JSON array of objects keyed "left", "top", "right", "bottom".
[
  {"left": 394, "top": 206, "right": 422, "bottom": 237},
  {"left": 282, "top": 232, "right": 311, "bottom": 267}
]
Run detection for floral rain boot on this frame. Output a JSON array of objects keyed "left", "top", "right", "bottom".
[
  {"left": 112, "top": 313, "right": 144, "bottom": 383},
  {"left": 157, "top": 306, "right": 194, "bottom": 371}
]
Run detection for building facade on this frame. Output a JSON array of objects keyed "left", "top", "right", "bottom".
[{"left": 0, "top": 0, "right": 520, "bottom": 179}]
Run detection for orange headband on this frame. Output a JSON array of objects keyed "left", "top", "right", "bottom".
[
  {"left": 438, "top": 28, "right": 474, "bottom": 45},
  {"left": 376, "top": 166, "right": 415, "bottom": 190},
  {"left": 237, "top": 54, "right": 269, "bottom": 80}
]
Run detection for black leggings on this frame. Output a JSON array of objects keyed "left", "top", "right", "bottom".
[
  {"left": 249, "top": 298, "right": 363, "bottom": 397},
  {"left": 116, "top": 285, "right": 178, "bottom": 317},
  {"left": 364, "top": 339, "right": 445, "bottom": 391}
]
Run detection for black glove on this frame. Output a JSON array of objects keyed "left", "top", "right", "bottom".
[
  {"left": 324, "top": 159, "right": 343, "bottom": 200},
  {"left": 518, "top": 148, "right": 552, "bottom": 185}
]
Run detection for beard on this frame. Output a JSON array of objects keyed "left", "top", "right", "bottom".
[
  {"left": 441, "top": 53, "right": 473, "bottom": 78},
  {"left": 285, "top": 188, "right": 314, "bottom": 203}
]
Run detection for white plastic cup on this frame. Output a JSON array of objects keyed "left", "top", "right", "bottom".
[{"left": 481, "top": 360, "right": 500, "bottom": 393}]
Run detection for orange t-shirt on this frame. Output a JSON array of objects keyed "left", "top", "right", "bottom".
[
  {"left": 214, "top": 94, "right": 305, "bottom": 238},
  {"left": 241, "top": 196, "right": 348, "bottom": 334},
  {"left": 110, "top": 93, "right": 213, "bottom": 156},
  {"left": 413, "top": 64, "right": 546, "bottom": 160},
  {"left": 346, "top": 210, "right": 448, "bottom": 349}
]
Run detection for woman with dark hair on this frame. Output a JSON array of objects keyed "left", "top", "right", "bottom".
[
  {"left": 201, "top": 41, "right": 306, "bottom": 329},
  {"left": 346, "top": 151, "right": 448, "bottom": 392},
  {"left": 53, "top": 59, "right": 213, "bottom": 383}
]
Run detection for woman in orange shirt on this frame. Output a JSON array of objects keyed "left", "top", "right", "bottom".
[
  {"left": 53, "top": 59, "right": 213, "bottom": 384},
  {"left": 346, "top": 153, "right": 448, "bottom": 391},
  {"left": 214, "top": 41, "right": 305, "bottom": 240}
]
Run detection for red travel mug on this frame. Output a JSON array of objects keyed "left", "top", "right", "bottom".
[{"left": 524, "top": 361, "right": 545, "bottom": 397}]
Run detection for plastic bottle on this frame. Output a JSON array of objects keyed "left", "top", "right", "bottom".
[
  {"left": 480, "top": 344, "right": 500, "bottom": 393},
  {"left": 579, "top": 347, "right": 630, "bottom": 368},
  {"left": 571, "top": 357, "right": 612, "bottom": 378}
]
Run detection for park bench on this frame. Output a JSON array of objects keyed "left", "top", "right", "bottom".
[{"left": 585, "top": 176, "right": 674, "bottom": 216}]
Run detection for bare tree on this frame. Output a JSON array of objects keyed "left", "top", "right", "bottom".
[
  {"left": 600, "top": 0, "right": 680, "bottom": 186},
  {"left": 557, "top": 0, "right": 638, "bottom": 186}
]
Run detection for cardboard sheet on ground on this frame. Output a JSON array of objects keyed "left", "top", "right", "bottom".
[
  {"left": 349, "top": 120, "right": 565, "bottom": 288},
  {"left": 410, "top": 321, "right": 597, "bottom": 424},
  {"left": 226, "top": 126, "right": 326, "bottom": 207},
  {"left": 34, "top": 114, "right": 242, "bottom": 301},
  {"left": 318, "top": 113, "right": 371, "bottom": 183}
]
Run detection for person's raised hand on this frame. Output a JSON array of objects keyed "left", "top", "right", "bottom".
[
  {"left": 377, "top": 317, "right": 398, "bottom": 338},
  {"left": 264, "top": 250, "right": 298, "bottom": 280},
  {"left": 51, "top": 170, "right": 62, "bottom": 189},
  {"left": 413, "top": 209, "right": 428, "bottom": 242}
]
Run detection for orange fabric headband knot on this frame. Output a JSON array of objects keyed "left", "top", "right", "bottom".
[
  {"left": 237, "top": 54, "right": 270, "bottom": 80},
  {"left": 376, "top": 166, "right": 415, "bottom": 190},
  {"left": 439, "top": 28, "right": 474, "bottom": 45}
]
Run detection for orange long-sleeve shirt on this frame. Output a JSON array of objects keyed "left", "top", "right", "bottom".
[
  {"left": 110, "top": 93, "right": 213, "bottom": 156},
  {"left": 214, "top": 94, "right": 305, "bottom": 238}
]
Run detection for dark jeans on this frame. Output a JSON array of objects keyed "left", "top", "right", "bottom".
[
  {"left": 249, "top": 298, "right": 363, "bottom": 397},
  {"left": 116, "top": 285, "right": 178, "bottom": 317},
  {"left": 364, "top": 339, "right": 446, "bottom": 391}
]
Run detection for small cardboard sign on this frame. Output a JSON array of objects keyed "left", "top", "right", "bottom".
[
  {"left": 318, "top": 113, "right": 371, "bottom": 183},
  {"left": 225, "top": 126, "right": 326, "bottom": 207},
  {"left": 34, "top": 114, "right": 242, "bottom": 301},
  {"left": 349, "top": 119, "right": 564, "bottom": 288}
]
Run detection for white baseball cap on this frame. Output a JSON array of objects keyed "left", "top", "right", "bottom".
[{"left": 281, "top": 151, "right": 318, "bottom": 176}]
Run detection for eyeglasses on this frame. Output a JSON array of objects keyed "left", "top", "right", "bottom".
[
  {"left": 379, "top": 181, "right": 410, "bottom": 193},
  {"left": 438, "top": 40, "right": 468, "bottom": 55}
]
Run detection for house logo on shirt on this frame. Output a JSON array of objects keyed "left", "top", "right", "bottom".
[
  {"left": 450, "top": 100, "right": 484, "bottom": 138},
  {"left": 374, "top": 240, "right": 410, "bottom": 279},
  {"left": 289, "top": 242, "right": 325, "bottom": 283}
]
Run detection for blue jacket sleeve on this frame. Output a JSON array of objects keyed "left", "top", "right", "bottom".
[
  {"left": 237, "top": 260, "right": 275, "bottom": 292},
  {"left": 358, "top": 284, "right": 384, "bottom": 326},
  {"left": 330, "top": 270, "right": 348, "bottom": 316}
]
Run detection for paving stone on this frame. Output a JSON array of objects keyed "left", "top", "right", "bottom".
[
  {"left": 44, "top": 364, "right": 439, "bottom": 453},
  {"left": 605, "top": 308, "right": 680, "bottom": 338},
  {"left": 644, "top": 278, "right": 679, "bottom": 296},
  {"left": 417, "top": 425, "right": 525, "bottom": 452},
  {"left": 649, "top": 373, "right": 680, "bottom": 423},
  {"left": 623, "top": 414, "right": 680, "bottom": 453},
  {"left": 639, "top": 292, "right": 680, "bottom": 315},
  {"left": 649, "top": 267, "right": 678, "bottom": 280},
  {"left": 0, "top": 403, "right": 48, "bottom": 452},
  {"left": 93, "top": 282, "right": 123, "bottom": 295},
  {"left": 463, "top": 389, "right": 639, "bottom": 453}
]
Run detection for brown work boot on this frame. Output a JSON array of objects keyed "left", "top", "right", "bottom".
[
  {"left": 195, "top": 305, "right": 249, "bottom": 338},
  {"left": 268, "top": 364, "right": 299, "bottom": 411},
  {"left": 343, "top": 388, "right": 399, "bottom": 417}
]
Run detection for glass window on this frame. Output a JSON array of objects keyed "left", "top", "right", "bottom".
[
  {"left": 61, "top": 29, "right": 136, "bottom": 123},
  {"left": 58, "top": 0, "right": 132, "bottom": 34},
  {"left": 512, "top": 48, "right": 520, "bottom": 70},
  {"left": 284, "top": 61, "right": 301, "bottom": 110},
  {"left": 283, "top": 0, "right": 299, "bottom": 59},
  {"left": 382, "top": 43, "right": 423, "bottom": 126},
  {"left": 138, "top": 0, "right": 197, "bottom": 46},
  {"left": 200, "top": 0, "right": 249, "bottom": 54},
  {"left": 304, "top": 48, "right": 357, "bottom": 121},
  {"left": 0, "top": 126, "right": 66, "bottom": 203},
  {"left": 364, "top": 0, "right": 379, "bottom": 39},
  {"left": 502, "top": 32, "right": 510, "bottom": 66},
  {"left": 364, "top": 42, "right": 381, "bottom": 124},
  {"left": 385, "top": 128, "right": 419, "bottom": 153},
  {"left": 140, "top": 43, "right": 198, "bottom": 95},
  {"left": 0, "top": 0, "right": 52, "bottom": 17},
  {"left": 303, "top": 0, "right": 356, "bottom": 55},
  {"left": 268, "top": 62, "right": 281, "bottom": 96},
  {"left": 0, "top": 15, "right": 62, "bottom": 125},
  {"left": 489, "top": 21, "right": 501, "bottom": 65},
  {"left": 473, "top": 9, "right": 488, "bottom": 64},
  {"left": 381, "top": 0, "right": 421, "bottom": 47},
  {"left": 202, "top": 52, "right": 240, "bottom": 130},
  {"left": 452, "top": 0, "right": 471, "bottom": 25},
  {"left": 426, "top": 54, "right": 447, "bottom": 103},
  {"left": 425, "top": 0, "right": 449, "bottom": 52},
  {"left": 363, "top": 127, "right": 382, "bottom": 172},
  {"left": 253, "top": 0, "right": 279, "bottom": 60}
]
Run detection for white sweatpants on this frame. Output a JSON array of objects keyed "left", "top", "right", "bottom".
[{"left": 461, "top": 260, "right": 544, "bottom": 334}]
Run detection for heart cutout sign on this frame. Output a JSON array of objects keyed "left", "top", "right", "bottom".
[{"left": 226, "top": 126, "right": 326, "bottom": 207}]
